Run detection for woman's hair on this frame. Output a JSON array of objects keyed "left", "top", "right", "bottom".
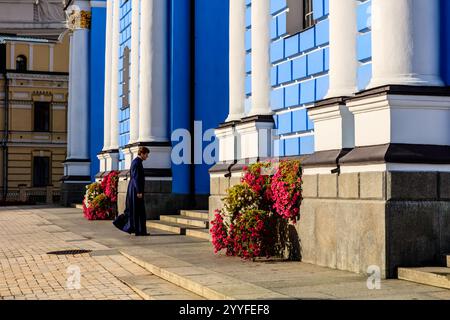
[{"left": 138, "top": 146, "right": 150, "bottom": 156}]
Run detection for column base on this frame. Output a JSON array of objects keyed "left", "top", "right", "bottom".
[
  {"left": 235, "top": 115, "right": 274, "bottom": 160},
  {"left": 347, "top": 85, "right": 450, "bottom": 147},
  {"left": 126, "top": 142, "right": 172, "bottom": 169},
  {"left": 307, "top": 97, "right": 354, "bottom": 152},
  {"left": 97, "top": 149, "right": 119, "bottom": 177},
  {"left": 215, "top": 121, "right": 240, "bottom": 163}
]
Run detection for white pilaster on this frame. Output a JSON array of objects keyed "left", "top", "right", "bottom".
[
  {"left": 102, "top": 0, "right": 113, "bottom": 151},
  {"left": 226, "top": 0, "right": 246, "bottom": 122},
  {"left": 49, "top": 44, "right": 54, "bottom": 72},
  {"left": 326, "top": 0, "right": 357, "bottom": 98},
  {"left": 368, "top": 0, "right": 443, "bottom": 88},
  {"left": 129, "top": 0, "right": 140, "bottom": 144},
  {"left": 249, "top": 0, "right": 272, "bottom": 116},
  {"left": 28, "top": 44, "right": 33, "bottom": 71},
  {"left": 138, "top": 0, "right": 169, "bottom": 143},
  {"left": 109, "top": 0, "right": 120, "bottom": 151}
]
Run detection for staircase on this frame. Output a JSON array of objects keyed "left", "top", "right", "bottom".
[
  {"left": 398, "top": 255, "right": 450, "bottom": 290},
  {"left": 147, "top": 210, "right": 210, "bottom": 241}
]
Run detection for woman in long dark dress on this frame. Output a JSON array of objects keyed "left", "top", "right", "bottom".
[{"left": 113, "top": 146, "right": 150, "bottom": 236}]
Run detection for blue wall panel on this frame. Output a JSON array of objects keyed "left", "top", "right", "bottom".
[
  {"left": 269, "top": 0, "right": 330, "bottom": 156},
  {"left": 89, "top": 4, "right": 106, "bottom": 180},
  {"left": 357, "top": 0, "right": 372, "bottom": 90},
  {"left": 170, "top": 0, "right": 192, "bottom": 194},
  {"left": 194, "top": 0, "right": 229, "bottom": 194}
]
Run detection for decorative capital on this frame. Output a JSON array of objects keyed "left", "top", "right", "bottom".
[{"left": 66, "top": 9, "right": 91, "bottom": 30}]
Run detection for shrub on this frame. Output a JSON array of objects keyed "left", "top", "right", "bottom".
[
  {"left": 271, "top": 160, "right": 303, "bottom": 223},
  {"left": 210, "top": 160, "right": 303, "bottom": 260},
  {"left": 82, "top": 171, "right": 119, "bottom": 221}
]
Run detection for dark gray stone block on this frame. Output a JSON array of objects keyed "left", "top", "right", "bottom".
[
  {"left": 60, "top": 182, "right": 89, "bottom": 207},
  {"left": 439, "top": 173, "right": 450, "bottom": 200},
  {"left": 387, "top": 172, "right": 438, "bottom": 200}
]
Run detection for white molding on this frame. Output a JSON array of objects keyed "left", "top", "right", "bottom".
[
  {"left": 340, "top": 163, "right": 450, "bottom": 174},
  {"left": 303, "top": 166, "right": 337, "bottom": 175},
  {"left": 7, "top": 73, "right": 69, "bottom": 81}
]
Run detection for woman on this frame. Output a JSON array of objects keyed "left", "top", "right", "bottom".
[{"left": 113, "top": 146, "right": 150, "bottom": 236}]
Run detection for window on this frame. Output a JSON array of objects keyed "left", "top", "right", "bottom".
[
  {"left": 33, "top": 156, "right": 50, "bottom": 187},
  {"left": 286, "top": 0, "right": 315, "bottom": 35},
  {"left": 34, "top": 102, "right": 50, "bottom": 132},
  {"left": 16, "top": 55, "right": 27, "bottom": 71},
  {"left": 303, "top": 0, "right": 314, "bottom": 29},
  {"left": 121, "top": 46, "right": 130, "bottom": 109}
]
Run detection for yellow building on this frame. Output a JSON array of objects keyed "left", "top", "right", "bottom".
[{"left": 0, "top": 34, "right": 69, "bottom": 199}]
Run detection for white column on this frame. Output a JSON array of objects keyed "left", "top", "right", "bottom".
[
  {"left": 109, "top": 0, "right": 120, "bottom": 150},
  {"left": 129, "top": 0, "right": 140, "bottom": 144},
  {"left": 249, "top": 0, "right": 272, "bottom": 116},
  {"left": 138, "top": 0, "right": 169, "bottom": 143},
  {"left": 102, "top": 0, "right": 113, "bottom": 151},
  {"left": 326, "top": 0, "right": 357, "bottom": 98},
  {"left": 368, "top": 0, "right": 443, "bottom": 88},
  {"left": 65, "top": 2, "right": 91, "bottom": 178},
  {"left": 67, "top": 30, "right": 89, "bottom": 160},
  {"left": 226, "top": 0, "right": 246, "bottom": 122}
]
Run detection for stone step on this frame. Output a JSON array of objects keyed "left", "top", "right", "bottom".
[
  {"left": 398, "top": 267, "right": 450, "bottom": 290},
  {"left": 118, "top": 274, "right": 205, "bottom": 300},
  {"left": 70, "top": 203, "right": 83, "bottom": 210},
  {"left": 146, "top": 220, "right": 205, "bottom": 236},
  {"left": 160, "top": 215, "right": 209, "bottom": 228},
  {"left": 120, "top": 249, "right": 290, "bottom": 300},
  {"left": 180, "top": 210, "right": 209, "bottom": 220},
  {"left": 185, "top": 228, "right": 211, "bottom": 241}
]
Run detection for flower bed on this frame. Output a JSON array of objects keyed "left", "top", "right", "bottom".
[
  {"left": 82, "top": 171, "right": 119, "bottom": 221},
  {"left": 211, "top": 159, "right": 303, "bottom": 260}
]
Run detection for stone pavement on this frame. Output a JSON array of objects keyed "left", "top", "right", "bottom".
[
  {"left": 2, "top": 205, "right": 450, "bottom": 300},
  {"left": 0, "top": 206, "right": 202, "bottom": 300}
]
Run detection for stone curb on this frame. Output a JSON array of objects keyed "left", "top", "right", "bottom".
[{"left": 119, "top": 250, "right": 291, "bottom": 300}]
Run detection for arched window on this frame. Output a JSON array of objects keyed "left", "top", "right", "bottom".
[{"left": 16, "top": 55, "right": 27, "bottom": 71}]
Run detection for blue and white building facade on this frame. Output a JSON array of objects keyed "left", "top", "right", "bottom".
[
  {"left": 63, "top": 0, "right": 450, "bottom": 277},
  {"left": 213, "top": 0, "right": 450, "bottom": 278},
  {"left": 61, "top": 0, "right": 107, "bottom": 205}
]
